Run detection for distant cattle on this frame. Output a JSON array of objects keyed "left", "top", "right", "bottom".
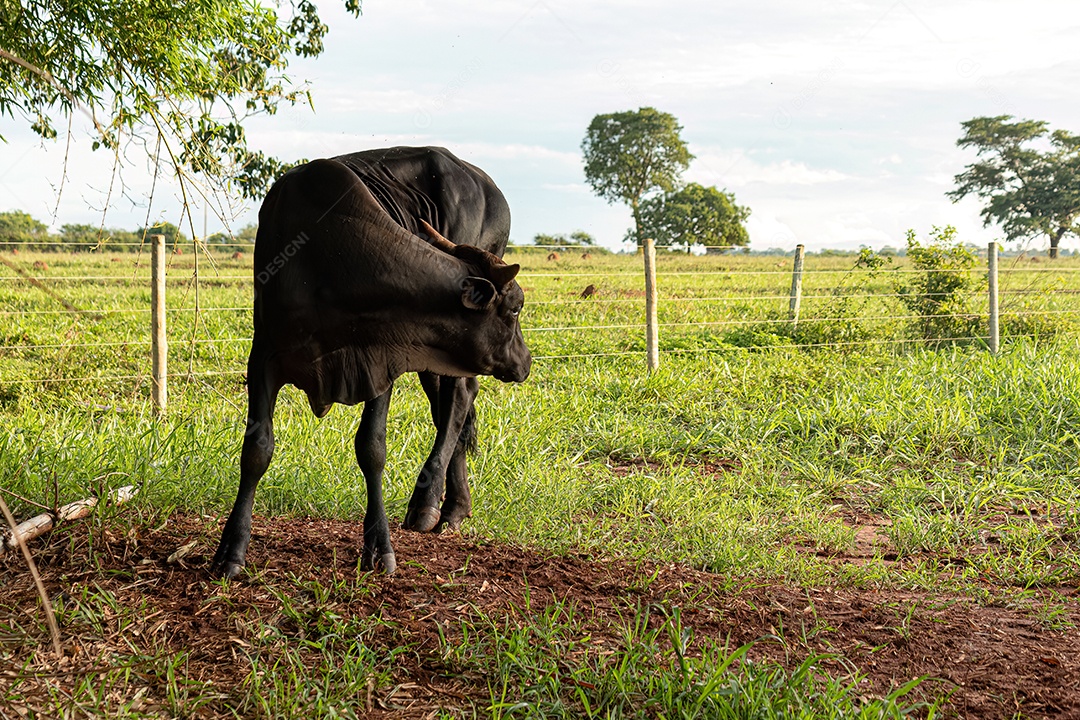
[
  {"left": 580, "top": 284, "right": 597, "bottom": 299},
  {"left": 581, "top": 252, "right": 591, "bottom": 260},
  {"left": 32, "top": 261, "right": 47, "bottom": 271},
  {"left": 212, "top": 147, "right": 531, "bottom": 579},
  {"left": 547, "top": 252, "right": 560, "bottom": 261},
  {"left": 231, "top": 251, "right": 243, "bottom": 260}
]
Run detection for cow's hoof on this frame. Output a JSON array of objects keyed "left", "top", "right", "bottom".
[
  {"left": 435, "top": 516, "right": 464, "bottom": 534},
  {"left": 361, "top": 552, "right": 397, "bottom": 574},
  {"left": 436, "top": 505, "right": 471, "bottom": 534},
  {"left": 404, "top": 506, "right": 441, "bottom": 533},
  {"left": 212, "top": 561, "right": 244, "bottom": 580}
]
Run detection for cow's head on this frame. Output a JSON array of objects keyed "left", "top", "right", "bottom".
[{"left": 419, "top": 220, "right": 531, "bottom": 383}]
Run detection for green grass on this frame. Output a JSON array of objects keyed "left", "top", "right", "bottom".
[
  {"left": 2, "top": 248, "right": 1079, "bottom": 715},
  {"left": 445, "top": 601, "right": 938, "bottom": 719},
  {"left": 3, "top": 571, "right": 940, "bottom": 719},
  {"left": 3, "top": 249, "right": 1079, "bottom": 588},
  {"left": 4, "top": 340, "right": 1078, "bottom": 592}
]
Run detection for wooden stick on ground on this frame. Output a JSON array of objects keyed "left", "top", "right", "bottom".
[
  {"left": 2, "top": 485, "right": 138, "bottom": 553},
  {"left": 0, "top": 493, "right": 62, "bottom": 656}
]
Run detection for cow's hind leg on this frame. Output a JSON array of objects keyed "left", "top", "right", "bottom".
[
  {"left": 406, "top": 374, "right": 476, "bottom": 532},
  {"left": 212, "top": 358, "right": 280, "bottom": 579},
  {"left": 438, "top": 377, "right": 478, "bottom": 532},
  {"left": 357, "top": 386, "right": 396, "bottom": 573}
]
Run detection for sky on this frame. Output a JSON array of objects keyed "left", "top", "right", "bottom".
[{"left": 2, "top": 0, "right": 1080, "bottom": 252}]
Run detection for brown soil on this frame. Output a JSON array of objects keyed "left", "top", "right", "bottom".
[{"left": 3, "top": 514, "right": 1080, "bottom": 718}]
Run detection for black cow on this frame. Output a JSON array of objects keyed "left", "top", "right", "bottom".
[
  {"left": 211, "top": 150, "right": 531, "bottom": 578},
  {"left": 331, "top": 147, "right": 512, "bottom": 537}
]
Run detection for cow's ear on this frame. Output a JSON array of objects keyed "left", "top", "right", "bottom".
[
  {"left": 489, "top": 263, "right": 520, "bottom": 289},
  {"left": 461, "top": 277, "right": 497, "bottom": 310}
]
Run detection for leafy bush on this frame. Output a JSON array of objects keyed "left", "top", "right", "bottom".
[
  {"left": 1002, "top": 306, "right": 1067, "bottom": 340},
  {"left": 720, "top": 322, "right": 794, "bottom": 349},
  {"left": 895, "top": 226, "right": 983, "bottom": 346}
]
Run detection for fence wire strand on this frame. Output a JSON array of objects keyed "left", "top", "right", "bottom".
[{"left": 2, "top": 251, "right": 1079, "bottom": 391}]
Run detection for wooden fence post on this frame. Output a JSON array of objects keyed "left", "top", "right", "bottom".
[
  {"left": 151, "top": 234, "right": 167, "bottom": 415},
  {"left": 788, "top": 244, "right": 805, "bottom": 328},
  {"left": 988, "top": 241, "right": 999, "bottom": 354},
  {"left": 644, "top": 237, "right": 659, "bottom": 372}
]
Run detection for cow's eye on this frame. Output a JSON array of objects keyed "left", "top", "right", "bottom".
[{"left": 511, "top": 306, "right": 521, "bottom": 317}]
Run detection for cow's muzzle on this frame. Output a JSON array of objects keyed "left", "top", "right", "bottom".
[{"left": 495, "top": 354, "right": 531, "bottom": 383}]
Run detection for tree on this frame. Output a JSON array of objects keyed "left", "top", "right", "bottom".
[
  {"left": 0, "top": 0, "right": 360, "bottom": 201},
  {"left": 948, "top": 115, "right": 1080, "bottom": 258},
  {"left": 0, "top": 210, "right": 50, "bottom": 248},
  {"left": 532, "top": 230, "right": 596, "bottom": 246},
  {"left": 634, "top": 183, "right": 750, "bottom": 248},
  {"left": 136, "top": 222, "right": 188, "bottom": 251},
  {"left": 60, "top": 223, "right": 140, "bottom": 251},
  {"left": 59, "top": 223, "right": 102, "bottom": 249},
  {"left": 207, "top": 222, "right": 257, "bottom": 252},
  {"left": 582, "top": 107, "right": 693, "bottom": 246}
]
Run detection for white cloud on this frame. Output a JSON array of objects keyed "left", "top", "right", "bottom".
[
  {"left": 319, "top": 88, "right": 433, "bottom": 115},
  {"left": 449, "top": 143, "right": 580, "bottom": 165},
  {"left": 689, "top": 150, "right": 851, "bottom": 188},
  {"left": 541, "top": 182, "right": 591, "bottom": 194},
  {"left": 747, "top": 214, "right": 801, "bottom": 250}
]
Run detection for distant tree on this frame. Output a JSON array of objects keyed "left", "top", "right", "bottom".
[
  {"left": 633, "top": 183, "right": 750, "bottom": 248},
  {"left": 207, "top": 222, "right": 257, "bottom": 252},
  {"left": 533, "top": 230, "right": 596, "bottom": 246},
  {"left": 0, "top": 210, "right": 50, "bottom": 248},
  {"left": 58, "top": 223, "right": 120, "bottom": 250},
  {"left": 0, "top": 1, "right": 360, "bottom": 201},
  {"left": 108, "top": 228, "right": 140, "bottom": 251},
  {"left": 59, "top": 224, "right": 99, "bottom": 245},
  {"left": 60, "top": 224, "right": 141, "bottom": 251},
  {"left": 136, "top": 222, "right": 188, "bottom": 251},
  {"left": 65, "top": 223, "right": 142, "bottom": 251},
  {"left": 948, "top": 115, "right": 1080, "bottom": 258},
  {"left": 236, "top": 223, "right": 259, "bottom": 244},
  {"left": 582, "top": 107, "right": 693, "bottom": 246}
]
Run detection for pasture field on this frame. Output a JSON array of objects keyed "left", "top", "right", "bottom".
[{"left": 2, "top": 247, "right": 1080, "bottom": 718}]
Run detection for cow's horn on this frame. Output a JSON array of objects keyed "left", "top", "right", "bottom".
[{"left": 418, "top": 218, "right": 457, "bottom": 254}]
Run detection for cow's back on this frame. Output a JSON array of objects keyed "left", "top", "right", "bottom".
[{"left": 333, "top": 146, "right": 511, "bottom": 255}]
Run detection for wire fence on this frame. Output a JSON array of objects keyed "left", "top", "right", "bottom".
[{"left": 1, "top": 243, "right": 1079, "bottom": 403}]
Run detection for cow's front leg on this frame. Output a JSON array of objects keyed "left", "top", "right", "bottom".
[
  {"left": 357, "top": 387, "right": 396, "bottom": 573},
  {"left": 212, "top": 359, "right": 280, "bottom": 579},
  {"left": 406, "top": 374, "right": 476, "bottom": 532}
]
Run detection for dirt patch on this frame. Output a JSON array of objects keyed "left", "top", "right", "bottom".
[
  {"left": 609, "top": 456, "right": 665, "bottom": 476},
  {"left": 3, "top": 514, "right": 1079, "bottom": 718},
  {"left": 608, "top": 455, "right": 742, "bottom": 477},
  {"left": 839, "top": 513, "right": 898, "bottom": 560}
]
